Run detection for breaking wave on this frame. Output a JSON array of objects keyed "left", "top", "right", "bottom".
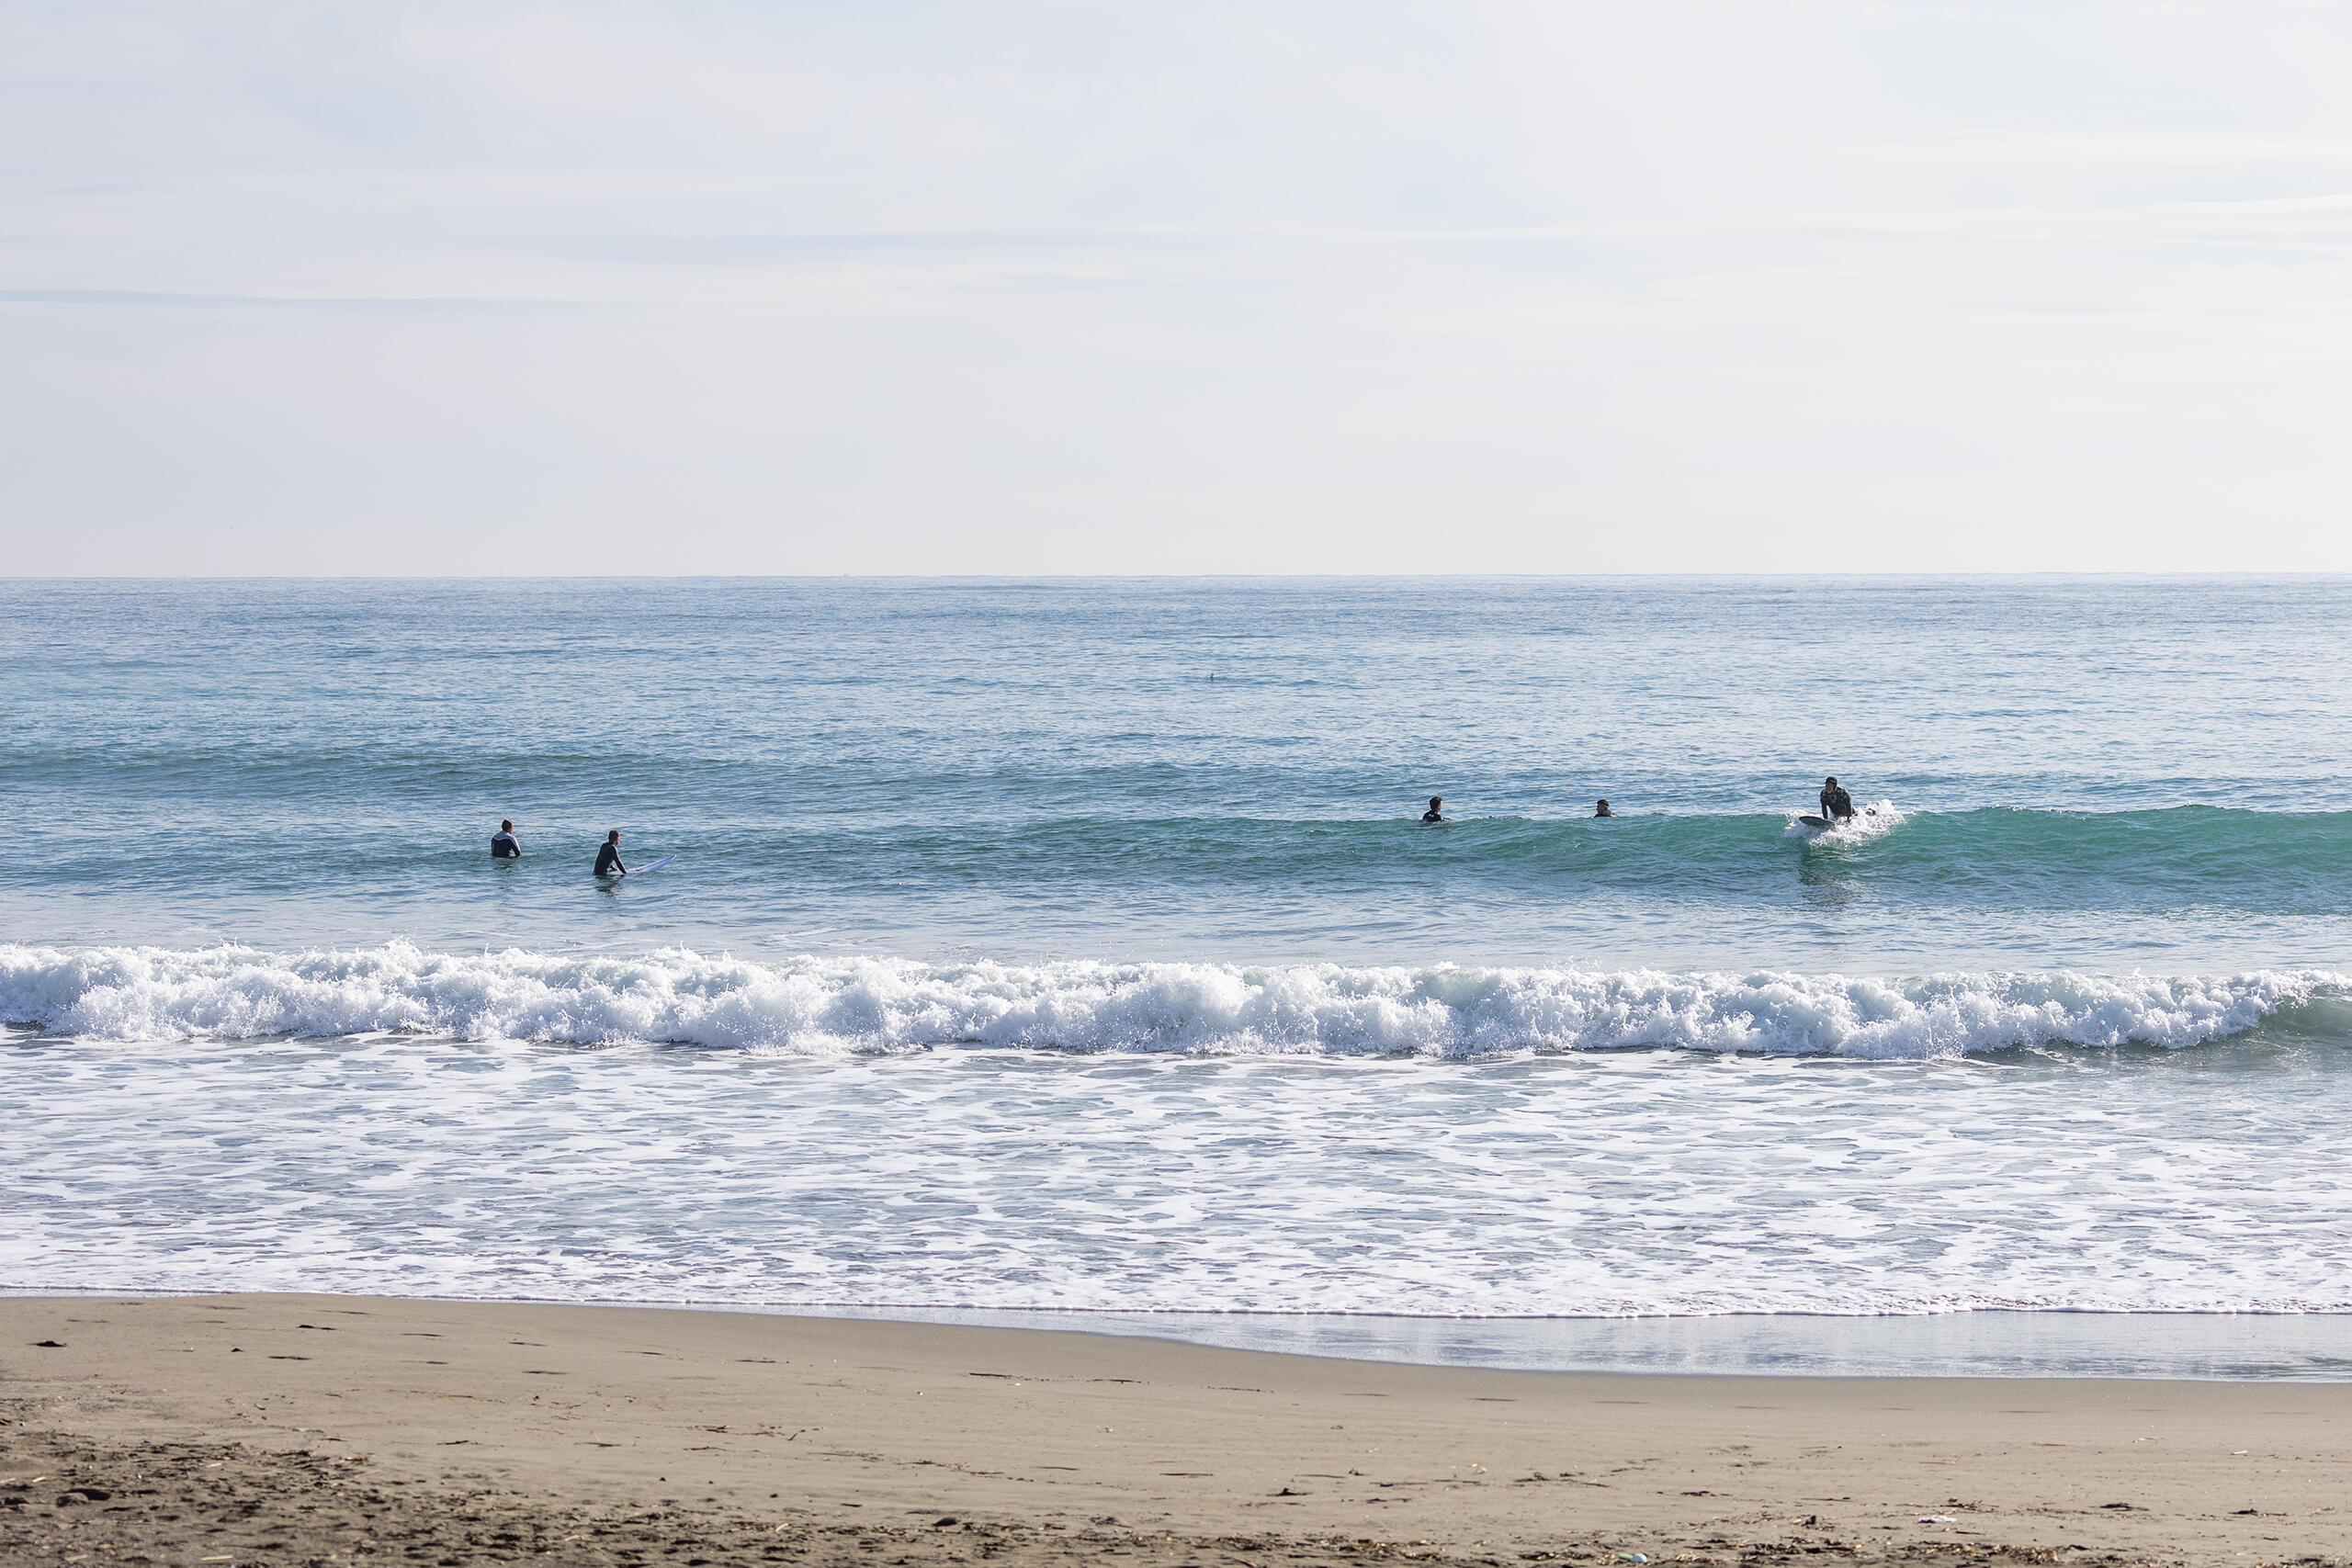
[{"left": 2, "top": 943, "right": 2337, "bottom": 1059}]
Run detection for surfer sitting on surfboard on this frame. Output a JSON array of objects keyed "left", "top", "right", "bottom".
[
  {"left": 594, "top": 829, "right": 627, "bottom": 876},
  {"left": 1420, "top": 796, "right": 1447, "bottom": 823},
  {"left": 1819, "top": 777, "right": 1856, "bottom": 823}
]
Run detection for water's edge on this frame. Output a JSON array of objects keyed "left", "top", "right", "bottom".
[{"left": 7, "top": 1288, "right": 2347, "bottom": 1381}]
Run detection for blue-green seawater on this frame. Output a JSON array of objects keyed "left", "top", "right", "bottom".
[{"left": 3, "top": 578, "right": 2348, "bottom": 1338}]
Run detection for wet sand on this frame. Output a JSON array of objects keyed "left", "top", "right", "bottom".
[{"left": 4, "top": 1293, "right": 2348, "bottom": 1565}]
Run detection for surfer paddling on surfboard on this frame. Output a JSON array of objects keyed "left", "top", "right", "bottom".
[{"left": 594, "top": 829, "right": 627, "bottom": 877}]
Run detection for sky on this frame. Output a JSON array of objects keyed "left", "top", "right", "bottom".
[{"left": 6, "top": 1, "right": 2352, "bottom": 575}]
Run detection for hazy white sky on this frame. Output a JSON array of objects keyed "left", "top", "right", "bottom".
[{"left": 7, "top": 1, "right": 2352, "bottom": 573}]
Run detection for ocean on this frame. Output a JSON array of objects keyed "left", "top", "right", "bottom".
[{"left": 5, "top": 578, "right": 2349, "bottom": 1374}]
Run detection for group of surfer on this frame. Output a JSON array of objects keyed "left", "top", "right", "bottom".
[
  {"left": 496, "top": 779, "right": 1864, "bottom": 863},
  {"left": 489, "top": 819, "right": 633, "bottom": 875},
  {"left": 1418, "top": 778, "right": 1857, "bottom": 824},
  {"left": 1419, "top": 795, "right": 1613, "bottom": 822}
]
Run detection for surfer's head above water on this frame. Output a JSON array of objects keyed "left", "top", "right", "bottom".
[
  {"left": 1594, "top": 799, "right": 1613, "bottom": 818},
  {"left": 1421, "top": 796, "right": 1445, "bottom": 823}
]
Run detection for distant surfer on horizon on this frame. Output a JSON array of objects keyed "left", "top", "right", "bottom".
[
  {"left": 492, "top": 818, "right": 521, "bottom": 859},
  {"left": 1593, "top": 799, "right": 1614, "bottom": 818},
  {"left": 594, "top": 829, "right": 627, "bottom": 877},
  {"left": 1819, "top": 777, "right": 1856, "bottom": 823},
  {"left": 1421, "top": 795, "right": 1448, "bottom": 823}
]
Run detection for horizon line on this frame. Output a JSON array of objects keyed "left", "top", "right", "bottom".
[{"left": 6, "top": 570, "right": 2349, "bottom": 584}]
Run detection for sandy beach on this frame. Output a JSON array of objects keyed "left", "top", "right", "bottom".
[{"left": 4, "top": 1294, "right": 2346, "bottom": 1565}]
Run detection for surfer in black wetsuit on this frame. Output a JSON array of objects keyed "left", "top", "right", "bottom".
[
  {"left": 1593, "top": 799, "right": 1614, "bottom": 818},
  {"left": 492, "top": 819, "right": 521, "bottom": 859},
  {"left": 1421, "top": 796, "right": 1447, "bottom": 823},
  {"left": 594, "top": 829, "right": 627, "bottom": 876},
  {"left": 1819, "top": 777, "right": 1856, "bottom": 822}
]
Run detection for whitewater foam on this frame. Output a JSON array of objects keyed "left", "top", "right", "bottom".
[
  {"left": 1, "top": 942, "right": 2332, "bottom": 1059},
  {"left": 9, "top": 999, "right": 2352, "bottom": 1317},
  {"left": 1782, "top": 797, "right": 1907, "bottom": 842}
]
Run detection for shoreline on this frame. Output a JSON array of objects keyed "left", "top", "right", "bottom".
[
  {"left": 7, "top": 1292, "right": 2352, "bottom": 1564},
  {"left": 11, "top": 1288, "right": 2350, "bottom": 1381}
]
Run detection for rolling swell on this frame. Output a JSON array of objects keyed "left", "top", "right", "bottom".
[
  {"left": 867, "top": 804, "right": 2352, "bottom": 904},
  {"left": 429, "top": 805, "right": 2346, "bottom": 914},
  {"left": 3, "top": 942, "right": 2338, "bottom": 1059},
  {"left": 15, "top": 804, "right": 2349, "bottom": 908}
]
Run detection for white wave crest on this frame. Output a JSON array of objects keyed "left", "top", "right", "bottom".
[
  {"left": 1782, "top": 797, "right": 1907, "bottom": 841},
  {"left": 0, "top": 943, "right": 2334, "bottom": 1059}
]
